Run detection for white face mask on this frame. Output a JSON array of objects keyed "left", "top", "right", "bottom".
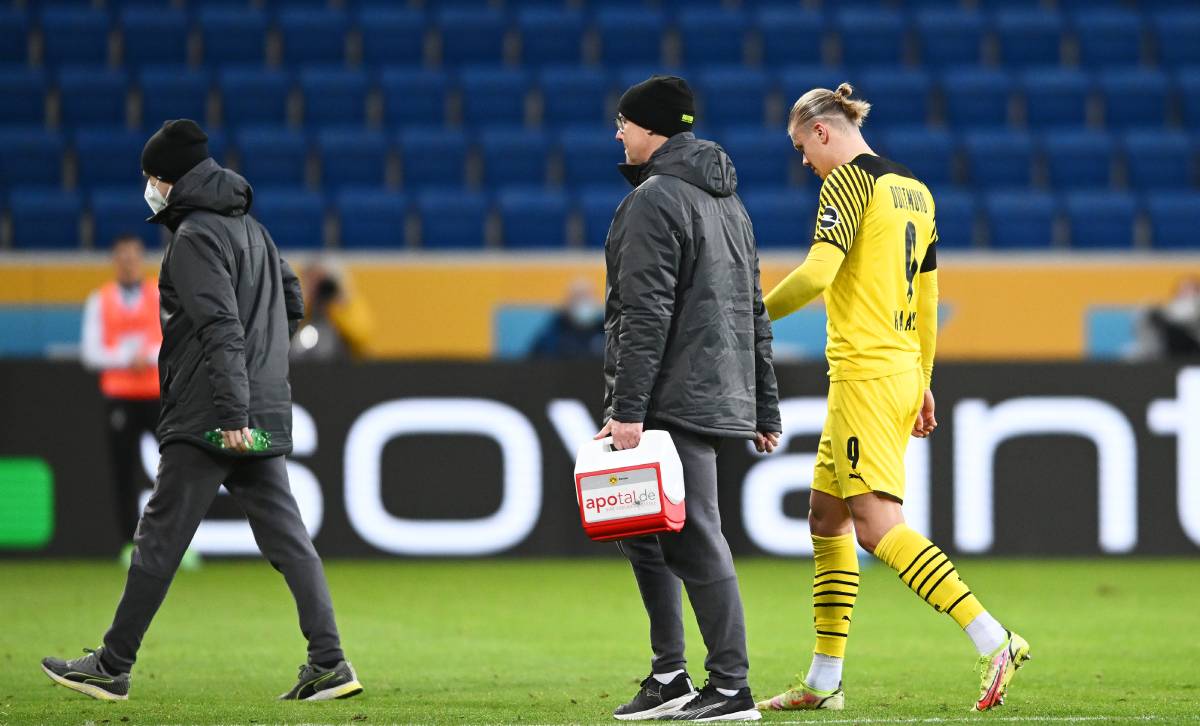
[{"left": 144, "top": 179, "right": 168, "bottom": 215}]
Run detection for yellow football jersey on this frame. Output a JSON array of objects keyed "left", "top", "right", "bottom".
[{"left": 812, "top": 153, "right": 938, "bottom": 381}]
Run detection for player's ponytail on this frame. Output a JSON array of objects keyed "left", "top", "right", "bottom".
[{"left": 789, "top": 82, "right": 872, "bottom": 131}]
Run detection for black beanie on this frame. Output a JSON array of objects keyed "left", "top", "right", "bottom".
[
  {"left": 618, "top": 75, "right": 695, "bottom": 137},
  {"left": 141, "top": 119, "right": 210, "bottom": 183}
]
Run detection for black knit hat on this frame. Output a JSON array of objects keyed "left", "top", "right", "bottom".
[
  {"left": 141, "top": 119, "right": 210, "bottom": 183},
  {"left": 618, "top": 75, "right": 695, "bottom": 137}
]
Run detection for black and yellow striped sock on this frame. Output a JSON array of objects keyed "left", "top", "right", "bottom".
[
  {"left": 874, "top": 524, "right": 984, "bottom": 627},
  {"left": 812, "top": 533, "right": 859, "bottom": 658}
]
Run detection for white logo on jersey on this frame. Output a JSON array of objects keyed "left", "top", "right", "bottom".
[{"left": 818, "top": 204, "right": 840, "bottom": 230}]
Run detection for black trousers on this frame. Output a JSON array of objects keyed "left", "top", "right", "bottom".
[{"left": 104, "top": 397, "right": 160, "bottom": 542}]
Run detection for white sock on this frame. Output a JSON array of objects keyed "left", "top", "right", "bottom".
[
  {"left": 653, "top": 669, "right": 684, "bottom": 685},
  {"left": 716, "top": 687, "right": 740, "bottom": 697},
  {"left": 965, "top": 611, "right": 1008, "bottom": 656},
  {"left": 806, "top": 653, "right": 843, "bottom": 692}
]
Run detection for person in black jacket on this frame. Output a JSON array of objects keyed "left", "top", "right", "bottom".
[
  {"left": 41, "top": 120, "right": 363, "bottom": 703},
  {"left": 595, "top": 76, "right": 782, "bottom": 722}
]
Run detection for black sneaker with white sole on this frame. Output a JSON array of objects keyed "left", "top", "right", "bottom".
[
  {"left": 662, "top": 682, "right": 761, "bottom": 721},
  {"left": 278, "top": 660, "right": 364, "bottom": 701},
  {"left": 613, "top": 672, "right": 697, "bottom": 720},
  {"left": 41, "top": 647, "right": 130, "bottom": 701}
]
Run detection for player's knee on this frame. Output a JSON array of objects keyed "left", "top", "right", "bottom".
[{"left": 855, "top": 529, "right": 881, "bottom": 554}]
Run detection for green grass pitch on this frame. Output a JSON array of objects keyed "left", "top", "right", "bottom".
[{"left": 2, "top": 557, "right": 1198, "bottom": 724}]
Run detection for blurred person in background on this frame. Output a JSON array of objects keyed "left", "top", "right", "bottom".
[
  {"left": 1129, "top": 277, "right": 1200, "bottom": 359},
  {"left": 290, "top": 259, "right": 373, "bottom": 362},
  {"left": 529, "top": 278, "right": 605, "bottom": 359}
]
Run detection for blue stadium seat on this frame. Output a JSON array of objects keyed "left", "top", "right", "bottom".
[
  {"left": 58, "top": 68, "right": 129, "bottom": 129},
  {"left": 560, "top": 126, "right": 624, "bottom": 189},
  {"left": 416, "top": 189, "right": 488, "bottom": 249},
  {"left": 1153, "top": 10, "right": 1200, "bottom": 68},
  {"left": 199, "top": 8, "right": 268, "bottom": 68},
  {"left": 857, "top": 69, "right": 933, "bottom": 131},
  {"left": 0, "top": 129, "right": 63, "bottom": 192},
  {"left": 995, "top": 9, "right": 1064, "bottom": 68},
  {"left": 835, "top": 9, "right": 905, "bottom": 67},
  {"left": 236, "top": 128, "right": 309, "bottom": 187},
  {"left": 1147, "top": 191, "right": 1200, "bottom": 249},
  {"left": 940, "top": 68, "right": 1013, "bottom": 130},
  {"left": 381, "top": 69, "right": 447, "bottom": 129},
  {"left": 740, "top": 188, "right": 809, "bottom": 248},
  {"left": 460, "top": 68, "right": 530, "bottom": 128},
  {"left": 318, "top": 129, "right": 388, "bottom": 191},
  {"left": 400, "top": 128, "right": 468, "bottom": 189},
  {"left": 480, "top": 128, "right": 550, "bottom": 189},
  {"left": 40, "top": 7, "right": 109, "bottom": 68},
  {"left": 0, "top": 68, "right": 47, "bottom": 126},
  {"left": 1073, "top": 9, "right": 1144, "bottom": 69},
  {"left": 755, "top": 7, "right": 823, "bottom": 68},
  {"left": 695, "top": 68, "right": 770, "bottom": 129},
  {"left": 539, "top": 66, "right": 610, "bottom": 129},
  {"left": 881, "top": 128, "right": 955, "bottom": 187},
  {"left": 1180, "top": 68, "right": 1200, "bottom": 132},
  {"left": 438, "top": 8, "right": 506, "bottom": 67},
  {"left": 1100, "top": 69, "right": 1170, "bottom": 130},
  {"left": 0, "top": 9, "right": 29, "bottom": 65},
  {"left": 91, "top": 187, "right": 151, "bottom": 250},
  {"left": 300, "top": 68, "right": 367, "bottom": 129},
  {"left": 359, "top": 8, "right": 425, "bottom": 68},
  {"left": 75, "top": 128, "right": 145, "bottom": 190},
  {"left": 930, "top": 188, "right": 976, "bottom": 249},
  {"left": 1124, "top": 130, "right": 1195, "bottom": 191},
  {"left": 121, "top": 7, "right": 188, "bottom": 69},
  {"left": 964, "top": 130, "right": 1034, "bottom": 189},
  {"left": 915, "top": 8, "right": 984, "bottom": 68},
  {"left": 9, "top": 190, "right": 82, "bottom": 249},
  {"left": 679, "top": 8, "right": 748, "bottom": 69},
  {"left": 1064, "top": 191, "right": 1137, "bottom": 249},
  {"left": 219, "top": 68, "right": 291, "bottom": 129},
  {"left": 279, "top": 8, "right": 349, "bottom": 67},
  {"left": 718, "top": 126, "right": 793, "bottom": 190},
  {"left": 517, "top": 7, "right": 584, "bottom": 66},
  {"left": 139, "top": 69, "right": 210, "bottom": 129},
  {"left": 1042, "top": 130, "right": 1115, "bottom": 190},
  {"left": 337, "top": 189, "right": 407, "bottom": 249},
  {"left": 778, "top": 66, "right": 850, "bottom": 112},
  {"left": 250, "top": 188, "right": 325, "bottom": 249},
  {"left": 984, "top": 191, "right": 1057, "bottom": 248},
  {"left": 578, "top": 185, "right": 626, "bottom": 248},
  {"left": 1020, "top": 67, "right": 1091, "bottom": 130},
  {"left": 597, "top": 8, "right": 664, "bottom": 67},
  {"left": 498, "top": 187, "right": 569, "bottom": 248}
]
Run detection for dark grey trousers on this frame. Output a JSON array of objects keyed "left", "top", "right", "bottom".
[
  {"left": 617, "top": 426, "right": 749, "bottom": 690},
  {"left": 102, "top": 442, "right": 344, "bottom": 672}
]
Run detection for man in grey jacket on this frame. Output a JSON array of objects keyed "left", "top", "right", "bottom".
[
  {"left": 41, "top": 120, "right": 362, "bottom": 703},
  {"left": 596, "top": 76, "right": 782, "bottom": 722}
]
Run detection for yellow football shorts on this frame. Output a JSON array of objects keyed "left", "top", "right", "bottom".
[{"left": 812, "top": 367, "right": 924, "bottom": 502}]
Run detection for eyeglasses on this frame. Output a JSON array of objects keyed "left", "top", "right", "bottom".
[{"left": 614, "top": 114, "right": 626, "bottom": 132}]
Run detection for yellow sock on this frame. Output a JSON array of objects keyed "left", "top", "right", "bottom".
[
  {"left": 873, "top": 524, "right": 984, "bottom": 628},
  {"left": 811, "top": 533, "right": 859, "bottom": 658}
]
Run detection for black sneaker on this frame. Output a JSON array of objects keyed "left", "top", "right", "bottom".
[
  {"left": 41, "top": 647, "right": 130, "bottom": 701},
  {"left": 278, "top": 660, "right": 364, "bottom": 701},
  {"left": 662, "top": 681, "right": 761, "bottom": 721},
  {"left": 613, "top": 672, "right": 697, "bottom": 720}
]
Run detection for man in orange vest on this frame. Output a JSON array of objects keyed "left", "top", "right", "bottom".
[{"left": 80, "top": 234, "right": 162, "bottom": 557}]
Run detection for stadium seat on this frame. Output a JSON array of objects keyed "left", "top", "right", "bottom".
[
  {"left": 300, "top": 68, "right": 368, "bottom": 129},
  {"left": 778, "top": 66, "right": 851, "bottom": 112},
  {"left": 678, "top": 8, "right": 749, "bottom": 69},
  {"left": 915, "top": 8, "right": 984, "bottom": 68},
  {"left": 0, "top": 129, "right": 64, "bottom": 192},
  {"left": 199, "top": 8, "right": 268, "bottom": 68},
  {"left": 9, "top": 189, "right": 82, "bottom": 249},
  {"left": 40, "top": 7, "right": 109, "bottom": 68},
  {"left": 400, "top": 127, "right": 468, "bottom": 189},
  {"left": 560, "top": 126, "right": 624, "bottom": 189},
  {"left": 460, "top": 68, "right": 530, "bottom": 128},
  {"left": 416, "top": 189, "right": 488, "bottom": 249},
  {"left": 58, "top": 68, "right": 129, "bottom": 129},
  {"left": 1146, "top": 191, "right": 1200, "bottom": 249},
  {"left": 964, "top": 130, "right": 1035, "bottom": 189},
  {"left": 597, "top": 8, "right": 664, "bottom": 67},
  {"left": 1064, "top": 191, "right": 1137, "bottom": 249},
  {"left": 741, "top": 188, "right": 812, "bottom": 249},
  {"left": 90, "top": 187, "right": 151, "bottom": 250},
  {"left": 0, "top": 9, "right": 29, "bottom": 65},
  {"left": 984, "top": 190, "right": 1057, "bottom": 249},
  {"left": 929, "top": 188, "right": 977, "bottom": 249},
  {"left": 359, "top": 8, "right": 425, "bottom": 68},
  {"left": 336, "top": 189, "right": 407, "bottom": 249},
  {"left": 940, "top": 68, "right": 1014, "bottom": 130},
  {"left": 835, "top": 9, "right": 905, "bottom": 67},
  {"left": 717, "top": 126, "right": 794, "bottom": 190},
  {"left": 279, "top": 8, "right": 349, "bottom": 67},
  {"left": 139, "top": 69, "right": 210, "bottom": 129},
  {"left": 995, "top": 9, "right": 1064, "bottom": 69},
  {"left": 1100, "top": 69, "right": 1171, "bottom": 130},
  {"left": 856, "top": 69, "right": 933, "bottom": 131},
  {"left": 539, "top": 66, "right": 610, "bottom": 129},
  {"left": 0, "top": 68, "right": 47, "bottom": 126},
  {"left": 1021, "top": 68, "right": 1091, "bottom": 130},
  {"left": 74, "top": 128, "right": 145, "bottom": 191},
  {"left": 381, "top": 69, "right": 448, "bottom": 129},
  {"left": 318, "top": 129, "right": 389, "bottom": 191},
  {"left": 480, "top": 128, "right": 550, "bottom": 189},
  {"left": 1153, "top": 10, "right": 1200, "bottom": 68},
  {"left": 695, "top": 68, "right": 770, "bottom": 129},
  {"left": 498, "top": 187, "right": 570, "bottom": 248},
  {"left": 218, "top": 68, "right": 291, "bottom": 130},
  {"left": 1042, "top": 130, "right": 1115, "bottom": 190},
  {"left": 755, "top": 7, "right": 823, "bottom": 68},
  {"left": 236, "top": 128, "right": 309, "bottom": 187},
  {"left": 120, "top": 7, "right": 188, "bottom": 69},
  {"left": 578, "top": 185, "right": 626, "bottom": 248},
  {"left": 880, "top": 128, "right": 956, "bottom": 187},
  {"left": 1179, "top": 68, "right": 1200, "bottom": 132},
  {"left": 1073, "top": 9, "right": 1144, "bottom": 69},
  {"left": 1124, "top": 131, "right": 1195, "bottom": 191},
  {"left": 517, "top": 7, "right": 585, "bottom": 66},
  {"left": 438, "top": 8, "right": 506, "bottom": 68},
  {"left": 250, "top": 187, "right": 325, "bottom": 249}
]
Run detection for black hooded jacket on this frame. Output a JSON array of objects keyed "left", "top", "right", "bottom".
[
  {"left": 150, "top": 158, "right": 304, "bottom": 455},
  {"left": 603, "top": 132, "right": 781, "bottom": 438}
]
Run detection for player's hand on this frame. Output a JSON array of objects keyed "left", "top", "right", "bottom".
[
  {"left": 222, "top": 427, "right": 254, "bottom": 452},
  {"left": 595, "top": 419, "right": 643, "bottom": 450},
  {"left": 911, "top": 389, "right": 937, "bottom": 438},
  {"left": 755, "top": 431, "right": 781, "bottom": 453}
]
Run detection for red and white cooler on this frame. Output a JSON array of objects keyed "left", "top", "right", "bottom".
[{"left": 574, "top": 430, "right": 686, "bottom": 542}]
